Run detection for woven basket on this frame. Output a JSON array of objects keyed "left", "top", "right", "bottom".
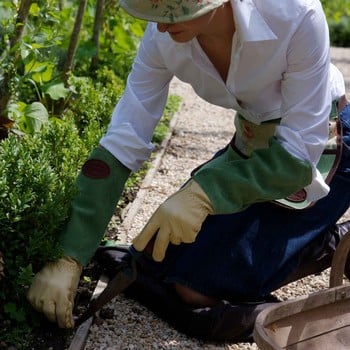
[{"left": 254, "top": 228, "right": 350, "bottom": 350}]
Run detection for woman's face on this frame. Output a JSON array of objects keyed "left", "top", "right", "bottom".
[{"left": 156, "top": 9, "right": 217, "bottom": 43}]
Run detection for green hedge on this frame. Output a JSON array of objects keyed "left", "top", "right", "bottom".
[
  {"left": 0, "top": 67, "right": 122, "bottom": 346},
  {"left": 329, "top": 16, "right": 350, "bottom": 47},
  {"left": 0, "top": 71, "right": 181, "bottom": 348},
  {"left": 321, "top": 0, "right": 350, "bottom": 47},
  {"left": 0, "top": 121, "right": 85, "bottom": 345}
]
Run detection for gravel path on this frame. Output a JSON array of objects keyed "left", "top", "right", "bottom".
[{"left": 84, "top": 47, "right": 350, "bottom": 350}]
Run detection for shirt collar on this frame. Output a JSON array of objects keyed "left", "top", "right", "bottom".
[{"left": 231, "top": 0, "right": 278, "bottom": 42}]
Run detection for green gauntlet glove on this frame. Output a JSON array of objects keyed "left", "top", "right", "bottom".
[
  {"left": 59, "top": 146, "right": 130, "bottom": 265},
  {"left": 133, "top": 180, "right": 214, "bottom": 261},
  {"left": 27, "top": 256, "right": 82, "bottom": 328},
  {"left": 193, "top": 137, "right": 313, "bottom": 214},
  {"left": 28, "top": 147, "right": 130, "bottom": 328}
]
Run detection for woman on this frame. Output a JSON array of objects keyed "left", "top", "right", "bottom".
[{"left": 28, "top": 0, "right": 350, "bottom": 342}]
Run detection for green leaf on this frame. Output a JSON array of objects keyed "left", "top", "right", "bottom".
[
  {"left": 4, "top": 303, "right": 26, "bottom": 322},
  {"left": 75, "top": 41, "right": 97, "bottom": 61},
  {"left": 17, "top": 265, "right": 34, "bottom": 285},
  {"left": 25, "top": 60, "right": 54, "bottom": 83},
  {"left": 43, "top": 82, "right": 70, "bottom": 100},
  {"left": 4, "top": 302, "right": 17, "bottom": 314},
  {"left": 83, "top": 276, "right": 91, "bottom": 283},
  {"left": 130, "top": 21, "right": 145, "bottom": 37},
  {"left": 20, "top": 102, "right": 49, "bottom": 133},
  {"left": 29, "top": 3, "right": 41, "bottom": 16},
  {"left": 114, "top": 27, "right": 135, "bottom": 51},
  {"left": 7, "top": 101, "right": 27, "bottom": 120}
]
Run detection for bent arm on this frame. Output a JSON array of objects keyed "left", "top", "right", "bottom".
[
  {"left": 193, "top": 138, "right": 312, "bottom": 214},
  {"left": 195, "top": 3, "right": 332, "bottom": 214}
]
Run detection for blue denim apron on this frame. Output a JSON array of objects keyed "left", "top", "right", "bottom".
[{"left": 143, "top": 102, "right": 350, "bottom": 301}]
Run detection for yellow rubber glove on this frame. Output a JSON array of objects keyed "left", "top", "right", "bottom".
[
  {"left": 27, "top": 256, "right": 82, "bottom": 328},
  {"left": 133, "top": 179, "right": 214, "bottom": 262}
]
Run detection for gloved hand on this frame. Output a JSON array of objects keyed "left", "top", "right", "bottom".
[
  {"left": 27, "top": 256, "right": 82, "bottom": 328},
  {"left": 133, "top": 179, "right": 213, "bottom": 261}
]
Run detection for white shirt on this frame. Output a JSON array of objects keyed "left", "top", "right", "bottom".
[{"left": 100, "top": 0, "right": 346, "bottom": 202}]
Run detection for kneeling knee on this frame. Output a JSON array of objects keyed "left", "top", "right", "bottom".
[{"left": 174, "top": 283, "right": 219, "bottom": 307}]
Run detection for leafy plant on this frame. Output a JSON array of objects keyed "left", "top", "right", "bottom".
[
  {"left": 321, "top": 0, "right": 350, "bottom": 23},
  {"left": 329, "top": 16, "right": 350, "bottom": 47},
  {"left": 66, "top": 67, "right": 124, "bottom": 139},
  {"left": 152, "top": 95, "right": 181, "bottom": 145},
  {"left": 0, "top": 121, "right": 85, "bottom": 346},
  {"left": 321, "top": 0, "right": 350, "bottom": 46}
]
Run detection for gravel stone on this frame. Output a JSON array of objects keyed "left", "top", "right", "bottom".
[{"left": 84, "top": 47, "right": 350, "bottom": 350}]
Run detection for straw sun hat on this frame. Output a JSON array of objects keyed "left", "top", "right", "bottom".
[{"left": 119, "top": 0, "right": 229, "bottom": 23}]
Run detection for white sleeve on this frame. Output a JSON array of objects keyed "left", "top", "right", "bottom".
[
  {"left": 100, "top": 24, "right": 174, "bottom": 171},
  {"left": 330, "top": 63, "right": 346, "bottom": 100},
  {"left": 275, "top": 3, "right": 332, "bottom": 201}
]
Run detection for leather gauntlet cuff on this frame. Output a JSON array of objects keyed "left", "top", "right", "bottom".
[{"left": 59, "top": 147, "right": 131, "bottom": 265}]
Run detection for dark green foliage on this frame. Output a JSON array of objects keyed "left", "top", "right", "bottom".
[
  {"left": 71, "top": 4, "right": 145, "bottom": 80},
  {"left": 0, "top": 64, "right": 129, "bottom": 346},
  {"left": 0, "top": 120, "right": 87, "bottom": 346},
  {"left": 152, "top": 95, "right": 181, "bottom": 145},
  {"left": 67, "top": 67, "right": 124, "bottom": 139},
  {"left": 0, "top": 79, "right": 181, "bottom": 349},
  {"left": 321, "top": 0, "right": 350, "bottom": 47},
  {"left": 329, "top": 17, "right": 350, "bottom": 47}
]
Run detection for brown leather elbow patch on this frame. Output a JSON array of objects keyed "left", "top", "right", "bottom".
[{"left": 82, "top": 159, "right": 111, "bottom": 179}]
